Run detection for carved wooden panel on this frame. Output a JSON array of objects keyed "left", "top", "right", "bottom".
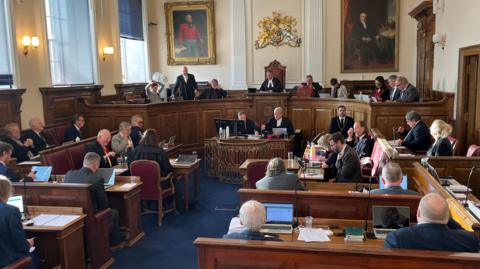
[
  {"left": 179, "top": 111, "right": 201, "bottom": 147},
  {"left": 290, "top": 108, "right": 312, "bottom": 137},
  {"left": 0, "top": 89, "right": 25, "bottom": 128},
  {"left": 202, "top": 110, "right": 222, "bottom": 139},
  {"left": 314, "top": 109, "right": 334, "bottom": 135}
]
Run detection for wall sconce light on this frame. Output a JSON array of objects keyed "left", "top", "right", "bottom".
[
  {"left": 22, "top": 35, "right": 39, "bottom": 56},
  {"left": 432, "top": 33, "right": 446, "bottom": 50},
  {"left": 102, "top": 46, "right": 114, "bottom": 61}
]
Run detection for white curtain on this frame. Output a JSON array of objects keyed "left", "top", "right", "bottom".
[
  {"left": 0, "top": 0, "right": 12, "bottom": 76},
  {"left": 120, "top": 37, "right": 147, "bottom": 83}
]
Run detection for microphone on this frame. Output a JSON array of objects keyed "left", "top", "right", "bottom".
[
  {"left": 421, "top": 157, "right": 440, "bottom": 181},
  {"left": 23, "top": 177, "right": 30, "bottom": 221},
  {"left": 392, "top": 126, "right": 396, "bottom": 141},
  {"left": 463, "top": 167, "right": 475, "bottom": 208},
  {"left": 364, "top": 176, "right": 375, "bottom": 239}
]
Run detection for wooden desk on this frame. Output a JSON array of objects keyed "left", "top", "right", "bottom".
[
  {"left": 306, "top": 181, "right": 379, "bottom": 192},
  {"left": 106, "top": 176, "right": 145, "bottom": 247},
  {"left": 24, "top": 206, "right": 86, "bottom": 269},
  {"left": 165, "top": 143, "right": 183, "bottom": 158},
  {"left": 170, "top": 159, "right": 201, "bottom": 212},
  {"left": 239, "top": 159, "right": 300, "bottom": 173}
]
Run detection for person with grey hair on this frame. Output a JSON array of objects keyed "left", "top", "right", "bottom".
[
  {"left": 22, "top": 117, "right": 49, "bottom": 155},
  {"left": 130, "top": 114, "right": 144, "bottom": 146},
  {"left": 223, "top": 200, "right": 281, "bottom": 241},
  {"left": 370, "top": 163, "right": 419, "bottom": 195},
  {"left": 385, "top": 193, "right": 479, "bottom": 252},
  {"left": 262, "top": 107, "right": 294, "bottom": 135},
  {"left": 427, "top": 119, "right": 453, "bottom": 157},
  {"left": 0, "top": 176, "right": 36, "bottom": 267},
  {"left": 396, "top": 111, "right": 432, "bottom": 153},
  {"left": 387, "top": 74, "right": 400, "bottom": 101},
  {"left": 395, "top": 76, "right": 419, "bottom": 102},
  {"left": 260, "top": 70, "right": 283, "bottom": 92},
  {"left": 2, "top": 123, "right": 34, "bottom": 163},
  {"left": 256, "top": 158, "right": 305, "bottom": 190},
  {"left": 111, "top": 122, "right": 134, "bottom": 156},
  {"left": 237, "top": 111, "right": 260, "bottom": 135},
  {"left": 64, "top": 152, "right": 124, "bottom": 247},
  {"left": 85, "top": 129, "right": 117, "bottom": 168}
]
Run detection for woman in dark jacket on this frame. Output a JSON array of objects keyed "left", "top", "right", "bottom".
[
  {"left": 371, "top": 76, "right": 390, "bottom": 102},
  {"left": 427, "top": 119, "right": 453, "bottom": 157}
]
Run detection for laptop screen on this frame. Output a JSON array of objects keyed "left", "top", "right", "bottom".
[
  {"left": 263, "top": 203, "right": 294, "bottom": 224},
  {"left": 7, "top": 196, "right": 24, "bottom": 213},
  {"left": 32, "top": 166, "right": 52, "bottom": 182},
  {"left": 372, "top": 206, "right": 410, "bottom": 229},
  {"left": 272, "top": 128, "right": 287, "bottom": 136},
  {"left": 97, "top": 168, "right": 115, "bottom": 186},
  {"left": 379, "top": 175, "right": 408, "bottom": 190}
]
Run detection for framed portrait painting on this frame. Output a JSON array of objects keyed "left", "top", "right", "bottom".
[
  {"left": 341, "top": 0, "right": 399, "bottom": 72},
  {"left": 165, "top": 1, "right": 216, "bottom": 65}
]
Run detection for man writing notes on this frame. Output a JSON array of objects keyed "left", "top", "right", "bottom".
[
  {"left": 85, "top": 129, "right": 117, "bottom": 168},
  {"left": 396, "top": 111, "right": 432, "bottom": 153},
  {"left": 174, "top": 66, "right": 198, "bottom": 100},
  {"left": 263, "top": 107, "right": 294, "bottom": 135},
  {"left": 260, "top": 71, "right": 283, "bottom": 92},
  {"left": 329, "top": 105, "right": 354, "bottom": 138},
  {"left": 329, "top": 132, "right": 363, "bottom": 183}
]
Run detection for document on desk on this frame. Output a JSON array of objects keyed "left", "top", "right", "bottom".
[
  {"left": 33, "top": 214, "right": 58, "bottom": 225},
  {"left": 114, "top": 168, "right": 128, "bottom": 175},
  {"left": 33, "top": 214, "right": 78, "bottom": 227},
  {"left": 119, "top": 183, "right": 136, "bottom": 189},
  {"left": 297, "top": 228, "right": 331, "bottom": 242},
  {"left": 17, "top": 160, "right": 41, "bottom": 166}
]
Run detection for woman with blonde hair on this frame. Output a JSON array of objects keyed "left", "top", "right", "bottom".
[
  {"left": 255, "top": 158, "right": 305, "bottom": 190},
  {"left": 427, "top": 119, "right": 453, "bottom": 156}
]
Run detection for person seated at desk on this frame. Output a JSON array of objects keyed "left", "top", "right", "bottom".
[
  {"left": 260, "top": 70, "right": 283, "bottom": 92},
  {"left": 262, "top": 107, "right": 294, "bottom": 135},
  {"left": 127, "top": 129, "right": 174, "bottom": 178},
  {"left": 198, "top": 79, "right": 227, "bottom": 100},
  {"left": 130, "top": 114, "right": 144, "bottom": 147},
  {"left": 370, "top": 163, "right": 419, "bottom": 195},
  {"left": 385, "top": 193, "right": 479, "bottom": 252},
  {"left": 427, "top": 119, "right": 453, "bottom": 157},
  {"left": 64, "top": 153, "right": 123, "bottom": 247},
  {"left": 237, "top": 111, "right": 260, "bottom": 135},
  {"left": 329, "top": 132, "right": 363, "bottom": 183},
  {"left": 223, "top": 200, "right": 282, "bottom": 241},
  {"left": 318, "top": 134, "right": 338, "bottom": 181},
  {"left": 0, "top": 176, "right": 36, "bottom": 268},
  {"left": 256, "top": 158, "right": 305, "bottom": 190},
  {"left": 2, "top": 123, "right": 34, "bottom": 163},
  {"left": 329, "top": 78, "right": 348, "bottom": 98},
  {"left": 346, "top": 121, "right": 374, "bottom": 158},
  {"left": 297, "top": 75, "right": 322, "bottom": 97},
  {"left": 0, "top": 142, "right": 34, "bottom": 183},
  {"left": 329, "top": 105, "right": 354, "bottom": 138},
  {"left": 86, "top": 129, "right": 117, "bottom": 168},
  {"left": 395, "top": 76, "right": 419, "bottom": 103},
  {"left": 396, "top": 111, "right": 432, "bottom": 153},
  {"left": 21, "top": 117, "right": 49, "bottom": 155},
  {"left": 111, "top": 121, "right": 134, "bottom": 157},
  {"left": 63, "top": 114, "right": 85, "bottom": 143},
  {"left": 371, "top": 76, "right": 390, "bottom": 102}
]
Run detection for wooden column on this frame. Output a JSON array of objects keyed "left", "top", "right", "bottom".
[{"left": 0, "top": 89, "right": 26, "bottom": 128}]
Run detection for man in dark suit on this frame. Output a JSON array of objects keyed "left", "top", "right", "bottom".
[
  {"left": 387, "top": 74, "right": 401, "bottom": 101},
  {"left": 2, "top": 123, "right": 34, "bottom": 163},
  {"left": 329, "top": 132, "right": 363, "bottom": 183},
  {"left": 385, "top": 193, "right": 479, "bottom": 252},
  {"left": 346, "top": 121, "right": 374, "bottom": 158},
  {"left": 263, "top": 107, "right": 294, "bottom": 135},
  {"left": 223, "top": 200, "right": 282, "bottom": 241},
  {"left": 85, "top": 129, "right": 117, "bottom": 168},
  {"left": 64, "top": 152, "right": 123, "bottom": 246},
  {"left": 0, "top": 176, "right": 35, "bottom": 268},
  {"left": 370, "top": 163, "right": 419, "bottom": 195},
  {"left": 300, "top": 75, "right": 322, "bottom": 97},
  {"left": 63, "top": 114, "right": 85, "bottom": 143},
  {"left": 174, "top": 66, "right": 198, "bottom": 100},
  {"left": 260, "top": 71, "right": 283, "bottom": 92},
  {"left": 0, "top": 142, "right": 34, "bottom": 183},
  {"left": 237, "top": 111, "right": 259, "bottom": 135},
  {"left": 21, "top": 117, "right": 49, "bottom": 155},
  {"left": 396, "top": 76, "right": 419, "bottom": 103},
  {"left": 130, "top": 114, "right": 144, "bottom": 147},
  {"left": 396, "top": 111, "right": 432, "bottom": 153},
  {"left": 198, "top": 79, "right": 227, "bottom": 100},
  {"left": 329, "top": 105, "right": 354, "bottom": 138}
]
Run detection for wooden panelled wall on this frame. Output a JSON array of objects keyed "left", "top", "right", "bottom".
[{"left": 0, "top": 89, "right": 26, "bottom": 128}]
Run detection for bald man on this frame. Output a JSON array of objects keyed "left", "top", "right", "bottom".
[
  {"left": 85, "top": 129, "right": 117, "bottom": 168},
  {"left": 174, "top": 66, "right": 198, "bottom": 100},
  {"left": 385, "top": 193, "right": 479, "bottom": 252},
  {"left": 22, "top": 117, "right": 49, "bottom": 155},
  {"left": 263, "top": 107, "right": 294, "bottom": 135}
]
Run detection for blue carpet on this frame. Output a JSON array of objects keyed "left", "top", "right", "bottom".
[{"left": 112, "top": 163, "right": 240, "bottom": 269}]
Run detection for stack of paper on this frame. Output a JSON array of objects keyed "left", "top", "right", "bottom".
[{"left": 297, "top": 228, "right": 331, "bottom": 242}]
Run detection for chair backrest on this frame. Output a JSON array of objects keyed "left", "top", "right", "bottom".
[
  {"left": 448, "top": 136, "right": 457, "bottom": 154},
  {"left": 466, "top": 144, "right": 480, "bottom": 157},
  {"left": 130, "top": 160, "right": 162, "bottom": 200},
  {"left": 246, "top": 161, "right": 269, "bottom": 188},
  {"left": 264, "top": 60, "right": 286, "bottom": 90},
  {"left": 296, "top": 85, "right": 314, "bottom": 97}
]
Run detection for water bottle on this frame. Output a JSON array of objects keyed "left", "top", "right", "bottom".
[
  {"left": 226, "top": 126, "right": 230, "bottom": 139},
  {"left": 219, "top": 127, "right": 224, "bottom": 139}
]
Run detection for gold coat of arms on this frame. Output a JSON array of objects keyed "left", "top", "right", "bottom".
[{"left": 255, "top": 12, "right": 302, "bottom": 49}]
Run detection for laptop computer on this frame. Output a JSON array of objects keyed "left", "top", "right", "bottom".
[
  {"left": 167, "top": 135, "right": 176, "bottom": 146},
  {"left": 31, "top": 166, "right": 52, "bottom": 182},
  {"left": 260, "top": 203, "right": 294, "bottom": 234},
  {"left": 248, "top": 88, "right": 257, "bottom": 93},
  {"left": 175, "top": 154, "right": 197, "bottom": 164},
  {"left": 372, "top": 206, "right": 410, "bottom": 239},
  {"left": 272, "top": 128, "right": 288, "bottom": 136},
  {"left": 96, "top": 168, "right": 116, "bottom": 189},
  {"left": 379, "top": 175, "right": 408, "bottom": 190},
  {"left": 7, "top": 195, "right": 25, "bottom": 219}
]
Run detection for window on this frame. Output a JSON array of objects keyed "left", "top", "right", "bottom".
[
  {"left": 0, "top": 0, "right": 14, "bottom": 88},
  {"left": 119, "top": 0, "right": 148, "bottom": 83},
  {"left": 45, "top": 0, "right": 96, "bottom": 85}
]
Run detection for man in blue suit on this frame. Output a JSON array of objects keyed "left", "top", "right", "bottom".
[
  {"left": 385, "top": 192, "right": 479, "bottom": 252},
  {"left": 63, "top": 114, "right": 85, "bottom": 143},
  {"left": 396, "top": 111, "right": 432, "bottom": 153},
  {"left": 346, "top": 121, "right": 374, "bottom": 158}
]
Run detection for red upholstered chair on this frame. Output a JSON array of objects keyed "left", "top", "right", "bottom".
[
  {"left": 448, "top": 136, "right": 457, "bottom": 154},
  {"left": 3, "top": 256, "right": 32, "bottom": 269},
  {"left": 466, "top": 144, "right": 480, "bottom": 157},
  {"left": 264, "top": 60, "right": 286, "bottom": 90},
  {"left": 43, "top": 150, "right": 70, "bottom": 175},
  {"left": 296, "top": 85, "right": 314, "bottom": 97},
  {"left": 130, "top": 160, "right": 176, "bottom": 226},
  {"left": 243, "top": 161, "right": 269, "bottom": 188},
  {"left": 67, "top": 143, "right": 87, "bottom": 170}
]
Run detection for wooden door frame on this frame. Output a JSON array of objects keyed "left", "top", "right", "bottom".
[{"left": 456, "top": 44, "right": 480, "bottom": 155}]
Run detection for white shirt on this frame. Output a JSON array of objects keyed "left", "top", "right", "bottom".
[
  {"left": 183, "top": 74, "right": 188, "bottom": 82},
  {"left": 268, "top": 80, "right": 273, "bottom": 88},
  {"left": 0, "top": 160, "right": 5, "bottom": 166},
  {"left": 338, "top": 144, "right": 347, "bottom": 159},
  {"left": 276, "top": 118, "right": 283, "bottom": 127}
]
